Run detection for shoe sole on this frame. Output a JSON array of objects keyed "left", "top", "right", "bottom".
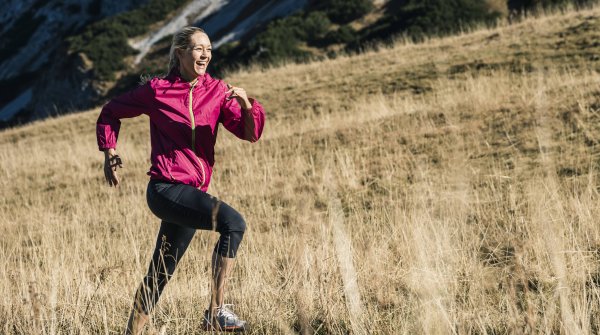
[{"left": 202, "top": 324, "right": 247, "bottom": 333}]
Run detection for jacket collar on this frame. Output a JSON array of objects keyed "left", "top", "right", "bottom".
[{"left": 166, "top": 68, "right": 212, "bottom": 88}]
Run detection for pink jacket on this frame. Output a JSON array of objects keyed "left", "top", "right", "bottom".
[{"left": 96, "top": 71, "right": 265, "bottom": 191}]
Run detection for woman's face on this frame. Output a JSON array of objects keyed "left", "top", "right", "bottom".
[{"left": 177, "top": 32, "right": 212, "bottom": 79}]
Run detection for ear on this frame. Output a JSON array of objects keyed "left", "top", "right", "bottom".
[{"left": 175, "top": 48, "right": 184, "bottom": 61}]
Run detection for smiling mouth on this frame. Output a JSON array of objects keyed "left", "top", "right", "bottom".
[{"left": 196, "top": 61, "right": 207, "bottom": 67}]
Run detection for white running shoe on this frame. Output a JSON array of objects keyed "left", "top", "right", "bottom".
[{"left": 202, "top": 304, "right": 246, "bottom": 332}]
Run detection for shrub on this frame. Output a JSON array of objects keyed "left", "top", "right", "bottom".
[
  {"left": 302, "top": 11, "right": 332, "bottom": 43},
  {"left": 324, "top": 25, "right": 357, "bottom": 44},
  {"left": 311, "top": 0, "right": 374, "bottom": 24},
  {"left": 245, "top": 18, "right": 311, "bottom": 64},
  {"left": 398, "top": 0, "right": 502, "bottom": 37},
  {"left": 508, "top": 0, "right": 596, "bottom": 11}
]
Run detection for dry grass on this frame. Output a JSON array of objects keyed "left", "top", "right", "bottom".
[{"left": 2, "top": 6, "right": 600, "bottom": 335}]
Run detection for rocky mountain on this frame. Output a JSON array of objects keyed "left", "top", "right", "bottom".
[
  {"left": 2, "top": 0, "right": 592, "bottom": 128},
  {"left": 0, "top": 0, "right": 307, "bottom": 127},
  {"left": 0, "top": 0, "right": 148, "bottom": 123}
]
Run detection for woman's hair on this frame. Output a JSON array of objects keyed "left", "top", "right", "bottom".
[
  {"left": 139, "top": 26, "right": 206, "bottom": 84},
  {"left": 168, "top": 26, "right": 207, "bottom": 72}
]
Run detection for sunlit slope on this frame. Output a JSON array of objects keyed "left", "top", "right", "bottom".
[{"left": 1, "top": 7, "right": 600, "bottom": 334}]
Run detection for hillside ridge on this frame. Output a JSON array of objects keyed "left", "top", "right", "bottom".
[
  {"left": 2, "top": 6, "right": 600, "bottom": 334},
  {"left": 1, "top": 5, "right": 598, "bottom": 140}
]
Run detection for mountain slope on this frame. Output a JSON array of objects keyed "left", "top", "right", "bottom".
[
  {"left": 1, "top": 6, "right": 600, "bottom": 334},
  {"left": 0, "top": 0, "right": 148, "bottom": 123},
  {"left": 2, "top": 0, "right": 592, "bottom": 128},
  {"left": 0, "top": 0, "right": 308, "bottom": 126},
  {"left": 130, "top": 0, "right": 309, "bottom": 64}
]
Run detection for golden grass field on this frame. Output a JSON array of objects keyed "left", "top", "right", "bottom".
[{"left": 2, "top": 6, "right": 600, "bottom": 334}]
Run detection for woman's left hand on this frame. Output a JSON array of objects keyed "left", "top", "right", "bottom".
[{"left": 226, "top": 84, "right": 252, "bottom": 110}]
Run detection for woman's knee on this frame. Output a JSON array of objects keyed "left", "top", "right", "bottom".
[
  {"left": 229, "top": 211, "right": 247, "bottom": 234},
  {"left": 220, "top": 206, "right": 246, "bottom": 234}
]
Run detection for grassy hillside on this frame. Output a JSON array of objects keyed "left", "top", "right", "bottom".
[{"left": 1, "top": 6, "right": 600, "bottom": 334}]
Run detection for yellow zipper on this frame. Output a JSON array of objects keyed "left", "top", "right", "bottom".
[{"left": 188, "top": 79, "right": 206, "bottom": 188}]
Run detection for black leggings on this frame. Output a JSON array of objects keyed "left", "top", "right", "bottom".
[{"left": 137, "top": 179, "right": 246, "bottom": 313}]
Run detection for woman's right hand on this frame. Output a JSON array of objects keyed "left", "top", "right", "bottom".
[{"left": 103, "top": 148, "right": 123, "bottom": 187}]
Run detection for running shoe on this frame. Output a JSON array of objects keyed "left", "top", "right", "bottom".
[{"left": 202, "top": 304, "right": 246, "bottom": 332}]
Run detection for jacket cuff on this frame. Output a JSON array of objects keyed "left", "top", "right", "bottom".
[
  {"left": 98, "top": 145, "right": 116, "bottom": 152},
  {"left": 247, "top": 98, "right": 263, "bottom": 116}
]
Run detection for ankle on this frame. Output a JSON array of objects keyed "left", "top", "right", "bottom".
[
  {"left": 125, "top": 309, "right": 149, "bottom": 335},
  {"left": 206, "top": 306, "right": 216, "bottom": 318}
]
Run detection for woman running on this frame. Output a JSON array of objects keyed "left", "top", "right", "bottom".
[{"left": 96, "top": 26, "right": 265, "bottom": 334}]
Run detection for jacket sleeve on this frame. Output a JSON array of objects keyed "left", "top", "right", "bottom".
[
  {"left": 219, "top": 94, "right": 265, "bottom": 143},
  {"left": 96, "top": 82, "right": 154, "bottom": 151}
]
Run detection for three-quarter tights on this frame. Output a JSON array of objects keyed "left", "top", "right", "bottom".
[{"left": 136, "top": 179, "right": 246, "bottom": 313}]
